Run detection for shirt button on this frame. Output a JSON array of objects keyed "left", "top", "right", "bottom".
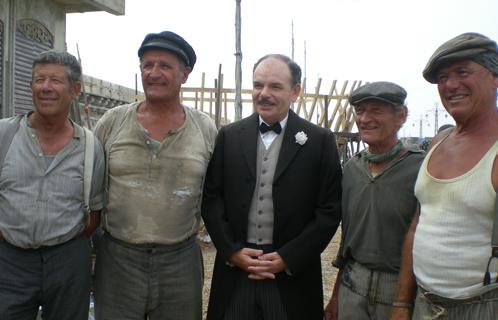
[
  {"left": 146, "top": 140, "right": 150, "bottom": 145},
  {"left": 259, "top": 196, "right": 264, "bottom": 201},
  {"left": 257, "top": 225, "right": 261, "bottom": 229},
  {"left": 260, "top": 183, "right": 265, "bottom": 187},
  {"left": 258, "top": 210, "right": 263, "bottom": 215},
  {"left": 262, "top": 170, "right": 267, "bottom": 174},
  {"left": 264, "top": 157, "right": 268, "bottom": 161}
]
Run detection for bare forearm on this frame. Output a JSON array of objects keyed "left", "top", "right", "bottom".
[
  {"left": 395, "top": 212, "right": 418, "bottom": 303},
  {"left": 390, "top": 211, "right": 419, "bottom": 319},
  {"left": 325, "top": 268, "right": 343, "bottom": 320}
]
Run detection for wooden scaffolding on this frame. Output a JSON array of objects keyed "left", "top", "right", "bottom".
[{"left": 179, "top": 73, "right": 364, "bottom": 161}]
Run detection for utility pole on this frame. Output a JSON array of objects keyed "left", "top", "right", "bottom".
[
  {"left": 434, "top": 102, "right": 439, "bottom": 136},
  {"left": 419, "top": 114, "right": 423, "bottom": 139},
  {"left": 234, "top": 0, "right": 243, "bottom": 121},
  {"left": 291, "top": 20, "right": 295, "bottom": 60},
  {"left": 303, "top": 40, "right": 307, "bottom": 94}
]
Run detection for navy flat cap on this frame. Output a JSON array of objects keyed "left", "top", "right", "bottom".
[
  {"left": 138, "top": 31, "right": 197, "bottom": 69},
  {"left": 349, "top": 81, "right": 407, "bottom": 107}
]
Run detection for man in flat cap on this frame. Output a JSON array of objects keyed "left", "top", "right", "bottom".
[
  {"left": 202, "top": 54, "right": 342, "bottom": 320},
  {"left": 323, "top": 82, "right": 424, "bottom": 320},
  {"left": 93, "top": 31, "right": 217, "bottom": 319},
  {"left": 392, "top": 32, "right": 498, "bottom": 320}
]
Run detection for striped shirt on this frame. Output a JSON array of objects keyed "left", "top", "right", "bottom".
[{"left": 0, "top": 115, "right": 105, "bottom": 249}]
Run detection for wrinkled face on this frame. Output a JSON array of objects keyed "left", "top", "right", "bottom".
[
  {"left": 140, "top": 50, "right": 191, "bottom": 103},
  {"left": 30, "top": 64, "right": 80, "bottom": 118},
  {"left": 252, "top": 57, "right": 301, "bottom": 124},
  {"left": 354, "top": 100, "right": 406, "bottom": 151},
  {"left": 436, "top": 60, "right": 498, "bottom": 122}
]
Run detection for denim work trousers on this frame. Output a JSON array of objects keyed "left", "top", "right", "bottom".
[
  {"left": 338, "top": 261, "right": 399, "bottom": 320},
  {"left": 94, "top": 233, "right": 203, "bottom": 320},
  {"left": 413, "top": 285, "right": 498, "bottom": 320},
  {"left": 0, "top": 236, "right": 91, "bottom": 320}
]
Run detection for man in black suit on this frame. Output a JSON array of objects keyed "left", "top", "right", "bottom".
[{"left": 202, "top": 54, "right": 342, "bottom": 320}]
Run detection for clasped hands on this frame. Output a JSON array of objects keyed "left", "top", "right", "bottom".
[{"left": 229, "top": 247, "right": 287, "bottom": 280}]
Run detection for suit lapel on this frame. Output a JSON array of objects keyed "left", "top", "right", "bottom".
[
  {"left": 274, "top": 110, "right": 303, "bottom": 182},
  {"left": 239, "top": 113, "right": 259, "bottom": 179}
]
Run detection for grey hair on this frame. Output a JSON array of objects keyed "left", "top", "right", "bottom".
[
  {"left": 253, "top": 54, "right": 302, "bottom": 86},
  {"left": 32, "top": 50, "right": 82, "bottom": 85}
]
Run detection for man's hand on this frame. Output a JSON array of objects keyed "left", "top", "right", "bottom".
[
  {"left": 82, "top": 211, "right": 100, "bottom": 238},
  {"left": 229, "top": 247, "right": 264, "bottom": 271},
  {"left": 390, "top": 307, "right": 412, "bottom": 320},
  {"left": 324, "top": 268, "right": 342, "bottom": 320},
  {"left": 247, "top": 251, "right": 287, "bottom": 280},
  {"left": 324, "top": 292, "right": 339, "bottom": 320},
  {"left": 229, "top": 249, "right": 287, "bottom": 280}
]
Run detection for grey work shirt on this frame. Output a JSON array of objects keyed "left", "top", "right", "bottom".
[
  {"left": 0, "top": 116, "right": 105, "bottom": 249},
  {"left": 336, "top": 149, "right": 424, "bottom": 272}
]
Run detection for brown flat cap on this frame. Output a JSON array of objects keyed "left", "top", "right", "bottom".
[
  {"left": 349, "top": 81, "right": 407, "bottom": 107},
  {"left": 423, "top": 32, "right": 498, "bottom": 83}
]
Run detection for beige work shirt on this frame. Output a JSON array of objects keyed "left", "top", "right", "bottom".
[{"left": 95, "top": 103, "right": 217, "bottom": 244}]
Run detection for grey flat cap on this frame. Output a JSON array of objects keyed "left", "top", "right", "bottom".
[
  {"left": 423, "top": 32, "right": 498, "bottom": 83},
  {"left": 349, "top": 81, "right": 407, "bottom": 106}
]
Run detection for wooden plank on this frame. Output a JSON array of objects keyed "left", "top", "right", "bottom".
[
  {"left": 307, "top": 78, "right": 322, "bottom": 122},
  {"left": 331, "top": 81, "right": 349, "bottom": 132}
]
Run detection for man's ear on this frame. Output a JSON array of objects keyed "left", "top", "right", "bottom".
[
  {"left": 72, "top": 80, "right": 82, "bottom": 99},
  {"left": 182, "top": 66, "right": 192, "bottom": 84},
  {"left": 291, "top": 83, "right": 301, "bottom": 103}
]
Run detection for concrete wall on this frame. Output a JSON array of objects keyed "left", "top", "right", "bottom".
[
  {"left": 0, "top": 0, "right": 64, "bottom": 117},
  {"left": 0, "top": 0, "right": 125, "bottom": 118}
]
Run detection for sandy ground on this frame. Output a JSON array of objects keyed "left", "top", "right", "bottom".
[{"left": 199, "top": 230, "right": 341, "bottom": 319}]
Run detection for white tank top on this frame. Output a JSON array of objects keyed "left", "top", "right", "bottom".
[{"left": 413, "top": 139, "right": 498, "bottom": 298}]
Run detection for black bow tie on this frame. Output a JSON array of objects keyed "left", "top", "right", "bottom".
[{"left": 259, "top": 122, "right": 282, "bottom": 134}]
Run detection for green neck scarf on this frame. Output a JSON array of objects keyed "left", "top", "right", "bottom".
[{"left": 365, "top": 140, "right": 404, "bottom": 163}]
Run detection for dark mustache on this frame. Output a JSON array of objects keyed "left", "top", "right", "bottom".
[{"left": 257, "top": 98, "right": 273, "bottom": 105}]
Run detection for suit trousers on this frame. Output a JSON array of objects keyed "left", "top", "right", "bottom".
[
  {"left": 0, "top": 236, "right": 91, "bottom": 320},
  {"left": 224, "top": 243, "right": 287, "bottom": 320}
]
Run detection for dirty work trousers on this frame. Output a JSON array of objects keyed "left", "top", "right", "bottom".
[
  {"left": 94, "top": 232, "right": 203, "bottom": 320},
  {"left": 0, "top": 236, "right": 91, "bottom": 320},
  {"left": 413, "top": 284, "right": 498, "bottom": 320},
  {"left": 338, "top": 261, "right": 399, "bottom": 320}
]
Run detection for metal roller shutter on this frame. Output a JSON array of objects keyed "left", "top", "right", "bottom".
[{"left": 14, "top": 19, "right": 53, "bottom": 115}]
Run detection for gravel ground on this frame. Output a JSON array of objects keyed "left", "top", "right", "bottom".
[{"left": 200, "top": 230, "right": 341, "bottom": 319}]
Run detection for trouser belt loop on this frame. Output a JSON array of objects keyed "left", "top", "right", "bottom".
[{"left": 368, "top": 270, "right": 379, "bottom": 305}]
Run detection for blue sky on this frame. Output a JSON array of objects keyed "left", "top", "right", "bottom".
[{"left": 66, "top": 0, "right": 498, "bottom": 137}]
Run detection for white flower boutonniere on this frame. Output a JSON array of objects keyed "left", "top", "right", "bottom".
[{"left": 295, "top": 131, "right": 308, "bottom": 145}]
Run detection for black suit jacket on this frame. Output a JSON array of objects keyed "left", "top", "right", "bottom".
[{"left": 202, "top": 110, "right": 342, "bottom": 320}]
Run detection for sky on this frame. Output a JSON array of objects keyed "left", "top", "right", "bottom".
[{"left": 65, "top": 0, "right": 498, "bottom": 137}]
